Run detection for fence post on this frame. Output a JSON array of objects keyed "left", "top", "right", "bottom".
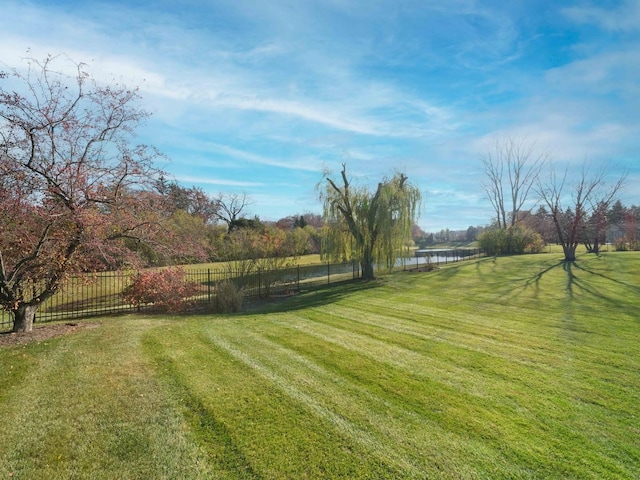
[
  {"left": 207, "top": 269, "right": 211, "bottom": 304},
  {"left": 297, "top": 265, "right": 300, "bottom": 292}
]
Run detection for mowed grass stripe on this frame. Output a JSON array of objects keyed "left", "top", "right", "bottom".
[
  {"left": 250, "top": 255, "right": 637, "bottom": 476},
  {"left": 232, "top": 311, "right": 625, "bottom": 478},
  {"left": 145, "top": 318, "right": 534, "bottom": 477},
  {"left": 308, "top": 292, "right": 635, "bottom": 410},
  {"left": 207, "top": 326, "right": 532, "bottom": 478},
  {"left": 199, "top": 321, "right": 539, "bottom": 478},
  {"left": 270, "top": 309, "right": 561, "bottom": 407},
  {"left": 313, "top": 301, "right": 568, "bottom": 373},
  {"left": 0, "top": 319, "right": 219, "bottom": 479},
  {"left": 203, "top": 329, "right": 433, "bottom": 478},
  {"left": 328, "top": 290, "right": 640, "bottom": 398},
  {"left": 265, "top": 319, "right": 553, "bottom": 473},
  {"left": 143, "top": 322, "right": 408, "bottom": 479}
]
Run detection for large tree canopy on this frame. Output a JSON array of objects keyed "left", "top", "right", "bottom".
[
  {"left": 0, "top": 55, "right": 179, "bottom": 332},
  {"left": 319, "top": 164, "right": 421, "bottom": 280}
]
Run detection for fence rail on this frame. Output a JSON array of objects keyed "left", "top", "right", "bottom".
[
  {"left": 0, "top": 262, "right": 360, "bottom": 330},
  {"left": 1, "top": 249, "right": 483, "bottom": 330}
]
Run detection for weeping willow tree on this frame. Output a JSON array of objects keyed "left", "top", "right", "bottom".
[{"left": 319, "top": 164, "right": 422, "bottom": 280}]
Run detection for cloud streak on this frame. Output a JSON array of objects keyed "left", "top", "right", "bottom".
[
  {"left": 563, "top": 0, "right": 640, "bottom": 32},
  {"left": 1, "top": 0, "right": 638, "bottom": 231}
]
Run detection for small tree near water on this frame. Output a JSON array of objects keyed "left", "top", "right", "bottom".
[
  {"left": 478, "top": 225, "right": 544, "bottom": 256},
  {"left": 319, "top": 164, "right": 421, "bottom": 280}
]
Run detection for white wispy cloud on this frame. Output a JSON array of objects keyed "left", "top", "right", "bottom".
[
  {"left": 2, "top": 0, "right": 459, "bottom": 142},
  {"left": 2, "top": 0, "right": 638, "bottom": 230},
  {"left": 174, "top": 175, "right": 263, "bottom": 188},
  {"left": 563, "top": 0, "right": 640, "bottom": 32},
  {"left": 204, "top": 142, "right": 324, "bottom": 172}
]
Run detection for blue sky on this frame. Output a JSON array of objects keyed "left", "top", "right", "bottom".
[{"left": 2, "top": 0, "right": 639, "bottom": 231}]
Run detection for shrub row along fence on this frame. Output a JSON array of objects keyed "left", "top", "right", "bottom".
[{"left": 0, "top": 249, "right": 484, "bottom": 330}]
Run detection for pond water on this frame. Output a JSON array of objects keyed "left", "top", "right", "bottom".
[{"left": 398, "top": 249, "right": 482, "bottom": 267}]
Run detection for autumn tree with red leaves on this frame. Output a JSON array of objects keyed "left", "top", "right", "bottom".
[
  {"left": 0, "top": 55, "right": 189, "bottom": 332},
  {"left": 121, "top": 267, "right": 198, "bottom": 313}
]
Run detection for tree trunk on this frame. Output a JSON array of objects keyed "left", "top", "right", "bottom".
[
  {"left": 361, "top": 261, "right": 375, "bottom": 280},
  {"left": 12, "top": 304, "right": 38, "bottom": 333},
  {"left": 361, "top": 246, "right": 376, "bottom": 280},
  {"left": 562, "top": 244, "right": 577, "bottom": 262}
]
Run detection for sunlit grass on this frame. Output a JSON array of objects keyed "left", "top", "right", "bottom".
[
  {"left": 182, "top": 254, "right": 324, "bottom": 272},
  {"left": 0, "top": 318, "right": 218, "bottom": 479},
  {"left": 1, "top": 252, "right": 638, "bottom": 478}
]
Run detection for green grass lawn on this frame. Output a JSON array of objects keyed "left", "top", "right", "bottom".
[
  {"left": 182, "top": 253, "right": 326, "bottom": 273},
  {"left": 1, "top": 252, "right": 639, "bottom": 479}
]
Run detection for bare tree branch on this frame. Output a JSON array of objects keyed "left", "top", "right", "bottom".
[{"left": 482, "top": 137, "right": 548, "bottom": 228}]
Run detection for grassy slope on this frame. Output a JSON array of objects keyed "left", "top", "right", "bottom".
[{"left": 1, "top": 252, "right": 639, "bottom": 479}]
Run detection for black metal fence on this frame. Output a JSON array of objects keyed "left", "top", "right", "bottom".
[
  {"left": 1, "top": 249, "right": 483, "bottom": 330},
  {"left": 0, "top": 261, "right": 360, "bottom": 330}
]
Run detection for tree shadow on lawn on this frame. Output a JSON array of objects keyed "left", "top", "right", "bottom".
[
  {"left": 428, "top": 260, "right": 469, "bottom": 279},
  {"left": 480, "top": 255, "right": 584, "bottom": 303},
  {"left": 472, "top": 255, "right": 526, "bottom": 281},
  {"left": 245, "top": 279, "right": 383, "bottom": 315},
  {"left": 245, "top": 260, "right": 476, "bottom": 316},
  {"left": 469, "top": 256, "right": 544, "bottom": 297},
  {"left": 514, "top": 256, "right": 639, "bottom": 313},
  {"left": 563, "top": 261, "right": 576, "bottom": 299},
  {"left": 512, "top": 258, "right": 586, "bottom": 300},
  {"left": 509, "top": 259, "right": 566, "bottom": 300},
  {"left": 572, "top": 261, "right": 640, "bottom": 295},
  {"left": 245, "top": 255, "right": 638, "bottom": 317},
  {"left": 568, "top": 261, "right": 640, "bottom": 312}
]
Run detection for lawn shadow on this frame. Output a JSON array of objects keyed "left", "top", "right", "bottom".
[
  {"left": 245, "top": 279, "right": 383, "bottom": 315},
  {"left": 429, "top": 260, "right": 470, "bottom": 280},
  {"left": 563, "top": 261, "right": 575, "bottom": 298},
  {"left": 573, "top": 262, "right": 640, "bottom": 295},
  {"left": 473, "top": 256, "right": 511, "bottom": 284},
  {"left": 501, "top": 257, "right": 575, "bottom": 301},
  {"left": 521, "top": 259, "right": 564, "bottom": 297},
  {"left": 518, "top": 255, "right": 639, "bottom": 310},
  {"left": 568, "top": 260, "right": 640, "bottom": 310},
  {"left": 478, "top": 256, "right": 566, "bottom": 302}
]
